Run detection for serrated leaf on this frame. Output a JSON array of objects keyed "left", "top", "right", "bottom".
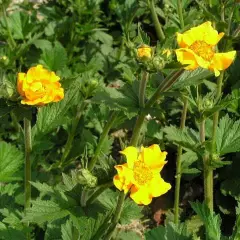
[
  {"left": 61, "top": 219, "right": 79, "bottom": 240},
  {"left": 172, "top": 68, "right": 213, "bottom": 90},
  {"left": 216, "top": 115, "right": 240, "bottom": 155},
  {"left": 24, "top": 200, "right": 70, "bottom": 224},
  {"left": 181, "top": 151, "right": 200, "bottom": 175},
  {"left": 39, "top": 41, "right": 68, "bottom": 72},
  {"left": 221, "top": 178, "right": 240, "bottom": 200},
  {"left": 0, "top": 142, "right": 23, "bottom": 182},
  {"left": 145, "top": 222, "right": 192, "bottom": 240},
  {"left": 117, "top": 230, "right": 142, "bottom": 240},
  {"left": 32, "top": 84, "right": 80, "bottom": 140},
  {"left": 163, "top": 126, "right": 200, "bottom": 153},
  {"left": 0, "top": 183, "right": 20, "bottom": 196},
  {"left": 30, "top": 181, "right": 54, "bottom": 195},
  {"left": 91, "top": 83, "right": 139, "bottom": 119},
  {"left": 191, "top": 201, "right": 221, "bottom": 240}
]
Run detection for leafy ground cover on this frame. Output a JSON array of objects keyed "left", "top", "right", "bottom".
[{"left": 0, "top": 0, "right": 240, "bottom": 239}]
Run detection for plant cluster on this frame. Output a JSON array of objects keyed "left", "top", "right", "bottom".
[{"left": 0, "top": 0, "right": 240, "bottom": 239}]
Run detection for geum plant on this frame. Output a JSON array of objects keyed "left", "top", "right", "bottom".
[{"left": 0, "top": 0, "right": 240, "bottom": 239}]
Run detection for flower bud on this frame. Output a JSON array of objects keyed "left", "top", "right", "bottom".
[
  {"left": 137, "top": 44, "right": 152, "bottom": 61},
  {"left": 0, "top": 56, "right": 9, "bottom": 66},
  {"left": 77, "top": 169, "right": 97, "bottom": 188},
  {"left": 152, "top": 56, "right": 165, "bottom": 70}
]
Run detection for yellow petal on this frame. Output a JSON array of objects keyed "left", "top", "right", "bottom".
[
  {"left": 209, "top": 51, "right": 236, "bottom": 76},
  {"left": 130, "top": 185, "right": 152, "bottom": 205},
  {"left": 140, "top": 145, "right": 167, "bottom": 171},
  {"left": 114, "top": 164, "right": 133, "bottom": 193},
  {"left": 17, "top": 73, "right": 26, "bottom": 97},
  {"left": 119, "top": 146, "right": 138, "bottom": 169},
  {"left": 175, "top": 49, "right": 199, "bottom": 70},
  {"left": 148, "top": 174, "right": 171, "bottom": 198},
  {"left": 177, "top": 22, "right": 224, "bottom": 47}
]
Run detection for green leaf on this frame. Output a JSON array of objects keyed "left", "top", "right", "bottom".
[
  {"left": 0, "top": 183, "right": 20, "bottom": 196},
  {"left": 39, "top": 41, "right": 68, "bottom": 72},
  {"left": 24, "top": 200, "right": 70, "bottom": 224},
  {"left": 0, "top": 142, "right": 23, "bottom": 182},
  {"left": 221, "top": 178, "right": 240, "bottom": 200},
  {"left": 145, "top": 222, "right": 192, "bottom": 240},
  {"left": 216, "top": 114, "right": 240, "bottom": 155},
  {"left": 6, "top": 11, "right": 35, "bottom": 40},
  {"left": 61, "top": 219, "right": 79, "bottom": 240},
  {"left": 91, "top": 83, "right": 139, "bottom": 119},
  {"left": 117, "top": 230, "right": 142, "bottom": 240},
  {"left": 172, "top": 68, "right": 213, "bottom": 90},
  {"left": 163, "top": 126, "right": 201, "bottom": 153},
  {"left": 191, "top": 201, "right": 221, "bottom": 240},
  {"left": 30, "top": 181, "right": 54, "bottom": 195},
  {"left": 0, "top": 99, "right": 13, "bottom": 118},
  {"left": 181, "top": 151, "right": 200, "bottom": 175},
  {"left": 145, "top": 225, "right": 166, "bottom": 239},
  {"left": 32, "top": 84, "right": 80, "bottom": 140}
]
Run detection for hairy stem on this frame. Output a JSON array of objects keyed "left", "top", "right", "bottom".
[
  {"left": 60, "top": 101, "right": 86, "bottom": 166},
  {"left": 177, "top": 0, "right": 184, "bottom": 29},
  {"left": 149, "top": 0, "right": 165, "bottom": 41},
  {"left": 139, "top": 71, "right": 149, "bottom": 108},
  {"left": 88, "top": 112, "right": 118, "bottom": 171},
  {"left": 24, "top": 117, "right": 32, "bottom": 240},
  {"left": 200, "top": 119, "right": 213, "bottom": 211},
  {"left": 174, "top": 97, "right": 188, "bottom": 225}
]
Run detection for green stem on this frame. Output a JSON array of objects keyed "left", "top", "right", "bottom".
[
  {"left": 209, "top": 0, "right": 212, "bottom": 8},
  {"left": 139, "top": 71, "right": 149, "bottom": 107},
  {"left": 174, "top": 96, "right": 188, "bottom": 225},
  {"left": 88, "top": 112, "right": 118, "bottom": 171},
  {"left": 200, "top": 119, "right": 213, "bottom": 211},
  {"left": 105, "top": 192, "right": 125, "bottom": 240},
  {"left": 1, "top": 5, "right": 16, "bottom": 50},
  {"left": 177, "top": 0, "right": 184, "bottom": 29},
  {"left": 60, "top": 101, "right": 86, "bottom": 166},
  {"left": 24, "top": 117, "right": 32, "bottom": 240},
  {"left": 149, "top": 0, "right": 165, "bottom": 41},
  {"left": 86, "top": 182, "right": 113, "bottom": 205}
]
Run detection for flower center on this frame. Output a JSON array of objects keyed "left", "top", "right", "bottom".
[
  {"left": 189, "top": 41, "right": 214, "bottom": 61},
  {"left": 133, "top": 161, "right": 153, "bottom": 185}
]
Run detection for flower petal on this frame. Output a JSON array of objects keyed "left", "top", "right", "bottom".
[
  {"left": 17, "top": 73, "right": 26, "bottom": 97},
  {"left": 130, "top": 185, "right": 152, "bottom": 205},
  {"left": 209, "top": 51, "right": 236, "bottom": 76},
  {"left": 120, "top": 146, "right": 138, "bottom": 169},
  {"left": 175, "top": 49, "right": 199, "bottom": 70},
  {"left": 148, "top": 174, "right": 171, "bottom": 198},
  {"left": 113, "top": 163, "right": 133, "bottom": 193},
  {"left": 140, "top": 145, "right": 167, "bottom": 171},
  {"left": 177, "top": 22, "right": 224, "bottom": 48}
]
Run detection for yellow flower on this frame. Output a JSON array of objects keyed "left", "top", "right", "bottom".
[
  {"left": 137, "top": 44, "right": 152, "bottom": 61},
  {"left": 17, "top": 65, "right": 64, "bottom": 106},
  {"left": 175, "top": 21, "right": 236, "bottom": 77},
  {"left": 113, "top": 145, "right": 171, "bottom": 205}
]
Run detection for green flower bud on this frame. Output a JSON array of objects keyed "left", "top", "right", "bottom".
[
  {"left": 77, "top": 169, "right": 97, "bottom": 188},
  {"left": 152, "top": 56, "right": 165, "bottom": 70}
]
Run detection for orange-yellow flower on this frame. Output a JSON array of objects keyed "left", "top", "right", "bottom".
[
  {"left": 137, "top": 44, "right": 152, "bottom": 61},
  {"left": 175, "top": 21, "right": 236, "bottom": 77},
  {"left": 113, "top": 145, "right": 171, "bottom": 205},
  {"left": 17, "top": 65, "right": 64, "bottom": 106}
]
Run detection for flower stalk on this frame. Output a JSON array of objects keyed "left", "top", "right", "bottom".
[
  {"left": 174, "top": 96, "right": 188, "bottom": 225},
  {"left": 60, "top": 101, "right": 86, "bottom": 167},
  {"left": 88, "top": 112, "right": 118, "bottom": 171},
  {"left": 200, "top": 119, "right": 213, "bottom": 210},
  {"left": 24, "top": 117, "right": 32, "bottom": 240},
  {"left": 148, "top": 0, "right": 165, "bottom": 41}
]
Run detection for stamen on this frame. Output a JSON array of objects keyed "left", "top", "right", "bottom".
[
  {"left": 189, "top": 41, "right": 214, "bottom": 61},
  {"left": 133, "top": 161, "right": 153, "bottom": 185}
]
